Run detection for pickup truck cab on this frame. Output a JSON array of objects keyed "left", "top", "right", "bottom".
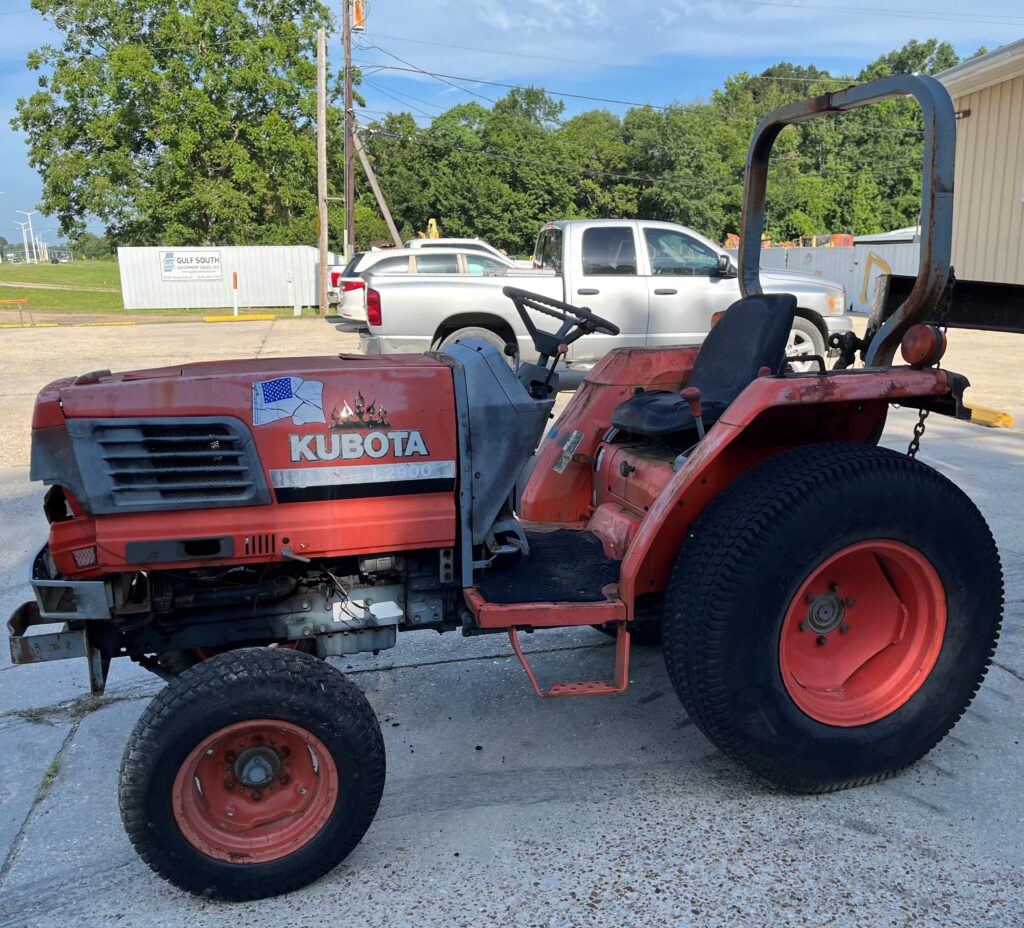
[{"left": 359, "top": 219, "right": 852, "bottom": 369}]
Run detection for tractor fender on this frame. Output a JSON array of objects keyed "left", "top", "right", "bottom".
[{"left": 617, "top": 367, "right": 954, "bottom": 610}]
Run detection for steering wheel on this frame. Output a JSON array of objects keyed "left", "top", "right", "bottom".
[{"left": 501, "top": 286, "right": 620, "bottom": 363}]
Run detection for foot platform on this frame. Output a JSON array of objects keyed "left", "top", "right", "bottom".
[{"left": 507, "top": 622, "right": 630, "bottom": 698}]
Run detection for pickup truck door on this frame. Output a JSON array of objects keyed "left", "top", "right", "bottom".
[
  {"left": 641, "top": 226, "right": 741, "bottom": 348},
  {"left": 565, "top": 224, "right": 649, "bottom": 362}
]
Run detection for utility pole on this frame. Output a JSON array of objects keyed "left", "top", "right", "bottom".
[
  {"left": 17, "top": 210, "right": 38, "bottom": 263},
  {"left": 352, "top": 131, "right": 402, "bottom": 247},
  {"left": 343, "top": 0, "right": 355, "bottom": 256},
  {"left": 316, "top": 27, "right": 329, "bottom": 316}
]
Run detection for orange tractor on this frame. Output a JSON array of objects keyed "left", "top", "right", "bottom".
[{"left": 8, "top": 76, "right": 1001, "bottom": 900}]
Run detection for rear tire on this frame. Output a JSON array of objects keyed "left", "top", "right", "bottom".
[
  {"left": 119, "top": 648, "right": 385, "bottom": 900},
  {"left": 662, "top": 442, "right": 1001, "bottom": 793}
]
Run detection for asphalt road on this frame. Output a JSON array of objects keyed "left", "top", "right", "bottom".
[{"left": 0, "top": 318, "right": 1021, "bottom": 927}]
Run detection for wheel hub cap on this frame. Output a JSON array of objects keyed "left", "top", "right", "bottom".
[
  {"left": 805, "top": 591, "right": 846, "bottom": 633},
  {"left": 235, "top": 747, "right": 280, "bottom": 788}
]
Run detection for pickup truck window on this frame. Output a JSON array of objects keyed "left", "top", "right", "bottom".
[
  {"left": 370, "top": 256, "right": 410, "bottom": 275},
  {"left": 465, "top": 255, "right": 507, "bottom": 275},
  {"left": 415, "top": 254, "right": 459, "bottom": 274},
  {"left": 343, "top": 253, "right": 366, "bottom": 276},
  {"left": 645, "top": 228, "right": 719, "bottom": 276},
  {"left": 582, "top": 227, "right": 637, "bottom": 276},
  {"left": 535, "top": 229, "right": 562, "bottom": 272}
]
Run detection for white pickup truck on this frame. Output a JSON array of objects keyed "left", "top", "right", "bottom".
[{"left": 358, "top": 219, "right": 852, "bottom": 369}]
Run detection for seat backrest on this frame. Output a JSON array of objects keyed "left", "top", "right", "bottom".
[{"left": 690, "top": 294, "right": 797, "bottom": 406}]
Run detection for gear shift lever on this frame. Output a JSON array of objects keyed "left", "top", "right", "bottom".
[{"left": 681, "top": 386, "right": 705, "bottom": 440}]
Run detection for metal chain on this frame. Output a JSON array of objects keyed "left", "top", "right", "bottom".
[{"left": 907, "top": 408, "right": 929, "bottom": 458}]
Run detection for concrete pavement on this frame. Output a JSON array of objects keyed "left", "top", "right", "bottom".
[{"left": 0, "top": 318, "right": 1021, "bottom": 927}]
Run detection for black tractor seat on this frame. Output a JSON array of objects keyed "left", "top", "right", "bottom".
[{"left": 611, "top": 293, "right": 797, "bottom": 438}]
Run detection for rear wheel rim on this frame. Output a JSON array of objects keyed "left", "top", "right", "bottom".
[
  {"left": 779, "top": 540, "right": 946, "bottom": 727},
  {"left": 172, "top": 720, "right": 340, "bottom": 863}
]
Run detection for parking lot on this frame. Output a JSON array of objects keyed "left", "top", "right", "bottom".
[{"left": 0, "top": 317, "right": 1021, "bottom": 927}]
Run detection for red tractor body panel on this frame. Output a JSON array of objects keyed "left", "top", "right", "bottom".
[
  {"left": 41, "top": 354, "right": 458, "bottom": 575},
  {"left": 522, "top": 348, "right": 954, "bottom": 614}
]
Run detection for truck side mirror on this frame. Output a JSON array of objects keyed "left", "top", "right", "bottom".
[{"left": 716, "top": 254, "right": 736, "bottom": 277}]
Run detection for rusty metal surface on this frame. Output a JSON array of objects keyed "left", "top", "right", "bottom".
[
  {"left": 8, "top": 600, "right": 87, "bottom": 666},
  {"left": 739, "top": 76, "right": 956, "bottom": 367}
]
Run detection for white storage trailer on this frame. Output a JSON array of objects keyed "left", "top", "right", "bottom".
[{"left": 118, "top": 245, "right": 340, "bottom": 311}]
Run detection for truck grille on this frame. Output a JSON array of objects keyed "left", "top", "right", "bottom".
[{"left": 68, "top": 417, "right": 271, "bottom": 513}]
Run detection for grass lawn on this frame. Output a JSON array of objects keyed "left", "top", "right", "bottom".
[
  {"left": 0, "top": 259, "right": 122, "bottom": 290},
  {"left": 0, "top": 259, "right": 319, "bottom": 319}
]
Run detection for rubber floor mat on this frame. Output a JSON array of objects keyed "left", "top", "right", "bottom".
[{"left": 475, "top": 529, "right": 620, "bottom": 604}]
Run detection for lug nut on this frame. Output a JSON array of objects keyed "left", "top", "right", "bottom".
[
  {"left": 799, "top": 621, "right": 809, "bottom": 632},
  {"left": 279, "top": 774, "right": 290, "bottom": 785},
  {"left": 224, "top": 779, "right": 236, "bottom": 790},
  {"left": 846, "top": 597, "right": 856, "bottom": 607},
  {"left": 830, "top": 583, "right": 840, "bottom": 593},
  {"left": 839, "top": 624, "right": 849, "bottom": 634},
  {"left": 816, "top": 635, "right": 828, "bottom": 646}
]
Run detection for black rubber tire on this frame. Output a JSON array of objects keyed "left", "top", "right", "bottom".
[
  {"left": 154, "top": 640, "right": 318, "bottom": 678},
  {"left": 662, "top": 442, "right": 1002, "bottom": 794},
  {"left": 592, "top": 620, "right": 663, "bottom": 647},
  {"left": 119, "top": 648, "right": 386, "bottom": 900}
]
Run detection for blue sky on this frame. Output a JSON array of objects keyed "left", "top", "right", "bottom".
[{"left": 0, "top": 0, "right": 1021, "bottom": 240}]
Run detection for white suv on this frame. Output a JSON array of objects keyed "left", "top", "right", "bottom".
[{"left": 330, "top": 247, "right": 517, "bottom": 321}]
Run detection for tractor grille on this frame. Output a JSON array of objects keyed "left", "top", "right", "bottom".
[{"left": 69, "top": 417, "right": 271, "bottom": 513}]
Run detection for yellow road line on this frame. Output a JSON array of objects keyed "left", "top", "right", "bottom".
[
  {"left": 203, "top": 314, "right": 277, "bottom": 323},
  {"left": 966, "top": 404, "right": 1014, "bottom": 429}
]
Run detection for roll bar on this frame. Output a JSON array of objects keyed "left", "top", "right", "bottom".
[{"left": 738, "top": 75, "right": 956, "bottom": 367}]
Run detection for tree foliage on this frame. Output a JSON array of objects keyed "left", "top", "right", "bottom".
[{"left": 15, "top": 22, "right": 979, "bottom": 255}]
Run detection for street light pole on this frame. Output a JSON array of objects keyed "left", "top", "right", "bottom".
[
  {"left": 17, "top": 210, "right": 38, "bottom": 263},
  {"left": 15, "top": 221, "right": 30, "bottom": 264}
]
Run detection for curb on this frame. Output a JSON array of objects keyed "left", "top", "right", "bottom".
[
  {"left": 966, "top": 404, "right": 1014, "bottom": 429},
  {"left": 203, "top": 314, "right": 277, "bottom": 323}
]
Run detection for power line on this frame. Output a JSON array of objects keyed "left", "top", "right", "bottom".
[
  {"left": 369, "top": 44, "right": 497, "bottom": 104},
  {"left": 361, "top": 33, "right": 642, "bottom": 69},
  {"left": 355, "top": 60, "right": 925, "bottom": 134},
  {"left": 363, "top": 79, "right": 439, "bottom": 119}
]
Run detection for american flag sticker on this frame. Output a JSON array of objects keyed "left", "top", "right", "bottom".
[{"left": 252, "top": 376, "right": 327, "bottom": 427}]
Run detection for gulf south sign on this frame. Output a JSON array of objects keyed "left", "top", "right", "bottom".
[{"left": 160, "top": 250, "right": 222, "bottom": 281}]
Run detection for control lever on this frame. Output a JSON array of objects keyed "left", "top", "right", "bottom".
[{"left": 681, "top": 386, "right": 705, "bottom": 440}]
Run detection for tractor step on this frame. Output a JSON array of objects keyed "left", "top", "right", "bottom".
[{"left": 507, "top": 622, "right": 630, "bottom": 698}]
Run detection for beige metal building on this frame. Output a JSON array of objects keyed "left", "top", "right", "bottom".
[{"left": 938, "top": 39, "right": 1024, "bottom": 285}]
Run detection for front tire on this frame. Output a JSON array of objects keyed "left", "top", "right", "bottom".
[
  {"left": 663, "top": 443, "right": 1001, "bottom": 793},
  {"left": 119, "top": 648, "right": 385, "bottom": 900}
]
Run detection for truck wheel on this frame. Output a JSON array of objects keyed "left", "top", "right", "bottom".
[
  {"left": 786, "top": 316, "right": 826, "bottom": 372},
  {"left": 439, "top": 326, "right": 514, "bottom": 363},
  {"left": 119, "top": 648, "right": 385, "bottom": 900},
  {"left": 663, "top": 443, "right": 1001, "bottom": 793}
]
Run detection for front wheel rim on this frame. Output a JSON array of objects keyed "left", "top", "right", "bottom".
[
  {"left": 172, "top": 719, "right": 340, "bottom": 863},
  {"left": 779, "top": 540, "right": 946, "bottom": 727}
]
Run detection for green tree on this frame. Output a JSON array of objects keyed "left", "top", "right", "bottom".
[
  {"left": 73, "top": 232, "right": 114, "bottom": 259},
  {"left": 15, "top": 0, "right": 335, "bottom": 245}
]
